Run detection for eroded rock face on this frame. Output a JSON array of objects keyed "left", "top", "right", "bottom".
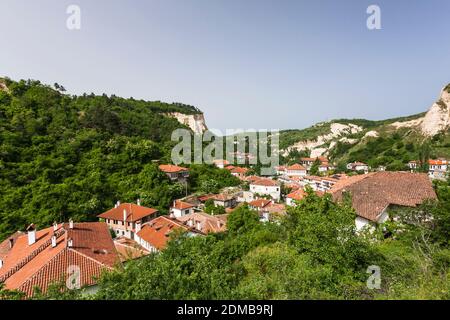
[
  {"left": 285, "top": 123, "right": 363, "bottom": 157},
  {"left": 167, "top": 112, "right": 208, "bottom": 134},
  {"left": 391, "top": 85, "right": 450, "bottom": 136},
  {"left": 420, "top": 88, "right": 450, "bottom": 136}
]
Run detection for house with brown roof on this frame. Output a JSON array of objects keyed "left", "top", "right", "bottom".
[
  {"left": 228, "top": 166, "right": 249, "bottom": 180},
  {"left": 176, "top": 212, "right": 228, "bottom": 234},
  {"left": 97, "top": 201, "right": 158, "bottom": 240},
  {"left": 113, "top": 237, "right": 150, "bottom": 262},
  {"left": 159, "top": 164, "right": 189, "bottom": 182},
  {"left": 286, "top": 163, "right": 307, "bottom": 177},
  {"left": 248, "top": 199, "right": 272, "bottom": 212},
  {"left": 135, "top": 216, "right": 200, "bottom": 252},
  {"left": 249, "top": 178, "right": 281, "bottom": 201},
  {"left": 286, "top": 188, "right": 324, "bottom": 206},
  {"left": 0, "top": 222, "right": 120, "bottom": 297},
  {"left": 170, "top": 200, "right": 196, "bottom": 218},
  {"left": 211, "top": 193, "right": 237, "bottom": 208},
  {"left": 330, "top": 172, "right": 437, "bottom": 231},
  {"left": 428, "top": 159, "right": 449, "bottom": 180}
]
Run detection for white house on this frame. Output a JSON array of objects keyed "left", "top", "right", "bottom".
[
  {"left": 346, "top": 161, "right": 369, "bottom": 173},
  {"left": 330, "top": 171, "right": 437, "bottom": 232},
  {"left": 136, "top": 216, "right": 199, "bottom": 252},
  {"left": 170, "top": 200, "right": 195, "bottom": 218},
  {"left": 97, "top": 202, "right": 158, "bottom": 240},
  {"left": 249, "top": 178, "right": 281, "bottom": 201},
  {"left": 428, "top": 159, "right": 448, "bottom": 180}
]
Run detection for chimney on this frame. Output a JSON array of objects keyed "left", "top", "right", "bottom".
[
  {"left": 51, "top": 235, "right": 57, "bottom": 248},
  {"left": 0, "top": 259, "right": 3, "bottom": 269},
  {"left": 137, "top": 198, "right": 141, "bottom": 206},
  {"left": 117, "top": 200, "right": 121, "bottom": 207},
  {"left": 9, "top": 238, "right": 14, "bottom": 249},
  {"left": 27, "top": 224, "right": 36, "bottom": 246},
  {"left": 69, "top": 219, "right": 74, "bottom": 229},
  {"left": 67, "top": 238, "right": 73, "bottom": 248},
  {"left": 123, "top": 209, "right": 127, "bottom": 223},
  {"left": 53, "top": 221, "right": 58, "bottom": 232}
]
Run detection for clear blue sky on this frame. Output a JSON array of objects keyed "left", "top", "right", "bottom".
[{"left": 1, "top": 0, "right": 449, "bottom": 132}]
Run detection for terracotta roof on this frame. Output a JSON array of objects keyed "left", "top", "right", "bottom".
[
  {"left": 286, "top": 189, "right": 307, "bottom": 201},
  {"left": 287, "top": 163, "right": 306, "bottom": 171},
  {"left": 0, "top": 222, "right": 119, "bottom": 297},
  {"left": 330, "top": 172, "right": 437, "bottom": 222},
  {"left": 136, "top": 216, "right": 192, "bottom": 251},
  {"left": 249, "top": 199, "right": 272, "bottom": 208},
  {"left": 97, "top": 203, "right": 158, "bottom": 222},
  {"left": 212, "top": 194, "right": 235, "bottom": 202},
  {"left": 176, "top": 212, "right": 228, "bottom": 234},
  {"left": 0, "top": 231, "right": 24, "bottom": 261},
  {"left": 197, "top": 194, "right": 216, "bottom": 202},
  {"left": 230, "top": 167, "right": 249, "bottom": 174},
  {"left": 264, "top": 203, "right": 287, "bottom": 214},
  {"left": 159, "top": 164, "right": 188, "bottom": 173},
  {"left": 172, "top": 200, "right": 195, "bottom": 210},
  {"left": 114, "top": 237, "right": 149, "bottom": 262},
  {"left": 250, "top": 178, "right": 280, "bottom": 187},
  {"left": 243, "top": 175, "right": 261, "bottom": 183},
  {"left": 429, "top": 159, "right": 448, "bottom": 165}
]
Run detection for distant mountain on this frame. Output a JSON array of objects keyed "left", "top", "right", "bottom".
[{"left": 280, "top": 84, "right": 450, "bottom": 170}]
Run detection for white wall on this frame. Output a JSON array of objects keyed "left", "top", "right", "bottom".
[{"left": 249, "top": 184, "right": 280, "bottom": 201}]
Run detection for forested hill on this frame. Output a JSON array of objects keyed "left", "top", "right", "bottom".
[{"left": 0, "top": 77, "right": 207, "bottom": 239}]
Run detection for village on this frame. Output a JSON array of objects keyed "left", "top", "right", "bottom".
[{"left": 0, "top": 155, "right": 446, "bottom": 297}]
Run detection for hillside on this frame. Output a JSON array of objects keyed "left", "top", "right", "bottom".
[
  {"left": 0, "top": 77, "right": 217, "bottom": 239},
  {"left": 280, "top": 84, "right": 450, "bottom": 170}
]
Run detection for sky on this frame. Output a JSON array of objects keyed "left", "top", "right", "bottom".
[{"left": 1, "top": 0, "right": 449, "bottom": 132}]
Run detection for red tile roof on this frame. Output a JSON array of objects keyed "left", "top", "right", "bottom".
[
  {"left": 330, "top": 172, "right": 437, "bottom": 222},
  {"left": 114, "top": 237, "right": 149, "bottom": 262},
  {"left": 286, "top": 189, "right": 307, "bottom": 201},
  {"left": 429, "top": 159, "right": 448, "bottom": 165},
  {"left": 172, "top": 200, "right": 195, "bottom": 210},
  {"left": 0, "top": 231, "right": 24, "bottom": 261},
  {"left": 230, "top": 167, "right": 249, "bottom": 174},
  {"left": 212, "top": 194, "right": 235, "bottom": 202},
  {"left": 97, "top": 203, "right": 158, "bottom": 222},
  {"left": 197, "top": 194, "right": 216, "bottom": 202},
  {"left": 136, "top": 216, "right": 192, "bottom": 251},
  {"left": 159, "top": 164, "right": 188, "bottom": 173},
  {"left": 250, "top": 178, "right": 280, "bottom": 187},
  {"left": 249, "top": 199, "right": 272, "bottom": 208},
  {"left": 0, "top": 222, "right": 120, "bottom": 297},
  {"left": 176, "top": 212, "right": 228, "bottom": 234},
  {"left": 287, "top": 163, "right": 306, "bottom": 171}
]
